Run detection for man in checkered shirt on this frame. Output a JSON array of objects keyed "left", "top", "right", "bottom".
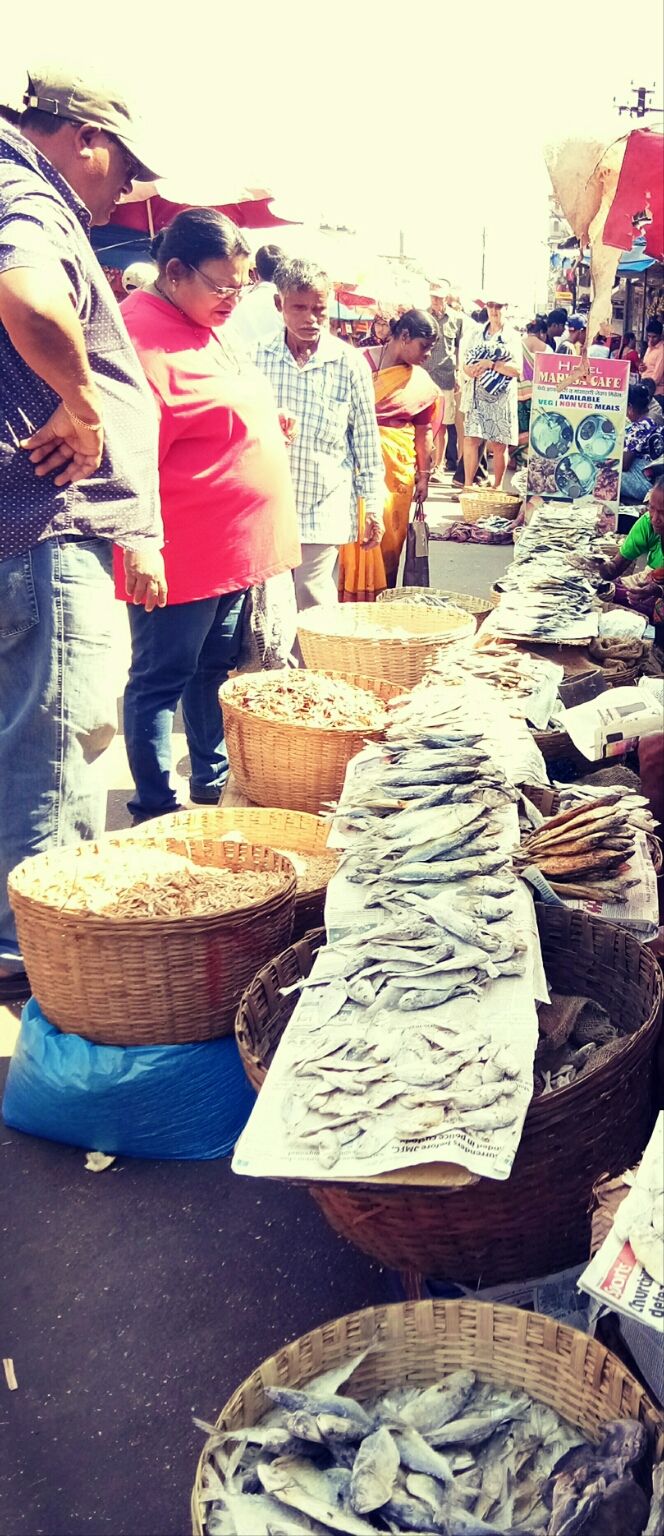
[{"left": 255, "top": 259, "right": 385, "bottom": 624}]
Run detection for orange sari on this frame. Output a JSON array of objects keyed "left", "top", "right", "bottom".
[{"left": 338, "top": 361, "right": 439, "bottom": 601}]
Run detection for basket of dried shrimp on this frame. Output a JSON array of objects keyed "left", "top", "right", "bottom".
[
  {"left": 191, "top": 1298, "right": 664, "bottom": 1536},
  {"left": 218, "top": 670, "right": 400, "bottom": 814},
  {"left": 460, "top": 488, "right": 521, "bottom": 524},
  {"left": 130, "top": 806, "right": 338, "bottom": 942},
  {"left": 234, "top": 908, "right": 662, "bottom": 1284},
  {"left": 295, "top": 602, "right": 475, "bottom": 689},
  {"left": 377, "top": 586, "right": 498, "bottom": 628},
  {"left": 9, "top": 837, "right": 296, "bottom": 1045}
]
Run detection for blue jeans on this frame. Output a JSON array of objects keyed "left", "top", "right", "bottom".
[
  {"left": 123, "top": 591, "right": 247, "bottom": 819},
  {"left": 0, "top": 538, "right": 116, "bottom": 968}
]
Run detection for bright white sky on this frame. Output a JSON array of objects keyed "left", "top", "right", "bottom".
[{"left": 3, "top": 1, "right": 663, "bottom": 309}]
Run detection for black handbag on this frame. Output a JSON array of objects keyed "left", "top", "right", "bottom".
[{"left": 402, "top": 499, "right": 430, "bottom": 587}]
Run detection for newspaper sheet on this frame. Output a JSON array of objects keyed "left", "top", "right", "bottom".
[
  {"left": 233, "top": 850, "right": 545, "bottom": 1184},
  {"left": 563, "top": 686, "right": 664, "bottom": 762},
  {"left": 579, "top": 1228, "right": 664, "bottom": 1332}
]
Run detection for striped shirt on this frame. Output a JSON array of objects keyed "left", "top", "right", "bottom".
[{"left": 254, "top": 329, "right": 384, "bottom": 543}]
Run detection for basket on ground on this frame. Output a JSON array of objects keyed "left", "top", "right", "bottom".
[
  {"left": 296, "top": 602, "right": 475, "bottom": 689},
  {"left": 9, "top": 837, "right": 296, "bottom": 1045},
  {"left": 219, "top": 670, "right": 400, "bottom": 814},
  {"left": 377, "top": 586, "right": 498, "bottom": 627},
  {"left": 130, "top": 806, "right": 336, "bottom": 941},
  {"left": 461, "top": 489, "right": 521, "bottom": 524},
  {"left": 191, "top": 1297, "right": 663, "bottom": 1534},
  {"left": 234, "top": 908, "right": 662, "bottom": 1282}
]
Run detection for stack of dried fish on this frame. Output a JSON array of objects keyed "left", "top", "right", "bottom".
[
  {"left": 551, "top": 782, "right": 658, "bottom": 840},
  {"left": 270, "top": 689, "right": 534, "bottom": 1168},
  {"left": 543, "top": 1418, "right": 657, "bottom": 1536},
  {"left": 19, "top": 846, "right": 290, "bottom": 918},
  {"left": 515, "top": 797, "right": 638, "bottom": 904},
  {"left": 430, "top": 642, "right": 562, "bottom": 728},
  {"left": 223, "top": 672, "right": 388, "bottom": 730},
  {"left": 494, "top": 562, "right": 598, "bottom": 640},
  {"left": 197, "top": 1350, "right": 657, "bottom": 1535}
]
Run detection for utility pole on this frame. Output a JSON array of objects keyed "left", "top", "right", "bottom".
[{"left": 614, "top": 82, "right": 663, "bottom": 118}]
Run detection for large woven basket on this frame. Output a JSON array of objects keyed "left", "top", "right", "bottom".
[
  {"left": 219, "top": 671, "right": 400, "bottom": 814},
  {"left": 377, "top": 586, "right": 498, "bottom": 628},
  {"left": 130, "top": 806, "right": 336, "bottom": 941},
  {"left": 460, "top": 489, "right": 521, "bottom": 524},
  {"left": 296, "top": 603, "right": 475, "bottom": 689},
  {"left": 9, "top": 838, "right": 296, "bottom": 1045},
  {"left": 234, "top": 909, "right": 662, "bottom": 1282},
  {"left": 191, "top": 1299, "right": 664, "bottom": 1535}
]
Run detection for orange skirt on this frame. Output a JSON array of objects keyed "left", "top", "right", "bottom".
[{"left": 338, "top": 425, "right": 415, "bottom": 601}]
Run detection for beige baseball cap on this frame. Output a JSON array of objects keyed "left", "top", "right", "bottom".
[{"left": 23, "top": 66, "right": 160, "bottom": 181}]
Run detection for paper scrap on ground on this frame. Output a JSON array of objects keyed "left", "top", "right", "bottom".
[
  {"left": 3, "top": 1358, "right": 18, "bottom": 1391},
  {"left": 84, "top": 1152, "right": 116, "bottom": 1173}
]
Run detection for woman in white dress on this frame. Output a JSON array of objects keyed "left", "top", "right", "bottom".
[{"left": 463, "top": 298, "right": 522, "bottom": 489}]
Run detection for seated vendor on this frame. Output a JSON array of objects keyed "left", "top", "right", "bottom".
[
  {"left": 620, "top": 383, "right": 664, "bottom": 505},
  {"left": 601, "top": 468, "right": 664, "bottom": 625}
]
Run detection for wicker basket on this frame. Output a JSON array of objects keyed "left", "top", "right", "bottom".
[
  {"left": 130, "top": 806, "right": 337, "bottom": 941},
  {"left": 9, "top": 838, "right": 296, "bottom": 1045},
  {"left": 460, "top": 489, "right": 521, "bottom": 524},
  {"left": 234, "top": 910, "right": 662, "bottom": 1283},
  {"left": 377, "top": 586, "right": 498, "bottom": 628},
  {"left": 296, "top": 604, "right": 475, "bottom": 689},
  {"left": 191, "top": 1298, "right": 664, "bottom": 1535},
  {"left": 219, "top": 671, "right": 400, "bottom": 814}
]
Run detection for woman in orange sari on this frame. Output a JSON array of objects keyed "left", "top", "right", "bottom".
[{"left": 339, "top": 310, "right": 441, "bottom": 599}]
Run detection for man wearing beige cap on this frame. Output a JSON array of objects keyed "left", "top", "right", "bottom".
[{"left": 0, "top": 67, "right": 167, "bottom": 1000}]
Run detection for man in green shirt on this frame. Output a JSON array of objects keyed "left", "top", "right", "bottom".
[
  {"left": 600, "top": 470, "right": 664, "bottom": 626},
  {"left": 602, "top": 469, "right": 664, "bottom": 579}
]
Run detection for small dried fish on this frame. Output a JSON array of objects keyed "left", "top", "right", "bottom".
[{"left": 350, "top": 1425, "right": 400, "bottom": 1513}]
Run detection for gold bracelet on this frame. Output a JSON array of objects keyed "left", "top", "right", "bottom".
[{"left": 63, "top": 402, "right": 102, "bottom": 432}]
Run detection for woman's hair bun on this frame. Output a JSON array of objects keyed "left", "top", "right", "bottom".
[
  {"left": 388, "top": 316, "right": 399, "bottom": 336},
  {"left": 150, "top": 230, "right": 165, "bottom": 260}
]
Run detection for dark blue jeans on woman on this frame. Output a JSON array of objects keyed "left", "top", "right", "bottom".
[{"left": 123, "top": 590, "right": 247, "bottom": 820}]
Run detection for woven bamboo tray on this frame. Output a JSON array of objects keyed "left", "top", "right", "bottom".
[
  {"left": 377, "top": 586, "right": 498, "bottom": 628},
  {"left": 191, "top": 1298, "right": 664, "bottom": 1535},
  {"left": 460, "top": 489, "right": 521, "bottom": 524},
  {"left": 296, "top": 604, "right": 475, "bottom": 689},
  {"left": 219, "top": 671, "right": 400, "bottom": 814},
  {"left": 9, "top": 838, "right": 296, "bottom": 1045},
  {"left": 234, "top": 909, "right": 662, "bottom": 1283},
  {"left": 128, "top": 806, "right": 337, "bottom": 942}
]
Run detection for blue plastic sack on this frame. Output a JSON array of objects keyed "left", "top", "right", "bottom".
[{"left": 2, "top": 999, "right": 256, "bottom": 1160}]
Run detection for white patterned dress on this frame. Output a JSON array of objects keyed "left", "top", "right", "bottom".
[{"left": 464, "top": 325, "right": 522, "bottom": 445}]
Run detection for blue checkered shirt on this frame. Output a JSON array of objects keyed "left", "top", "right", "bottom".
[{"left": 254, "top": 329, "right": 384, "bottom": 543}]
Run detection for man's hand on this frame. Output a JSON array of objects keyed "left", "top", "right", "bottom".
[
  {"left": 123, "top": 547, "right": 168, "bottom": 612},
  {"left": 415, "top": 471, "right": 430, "bottom": 503},
  {"left": 361, "top": 515, "right": 383, "bottom": 548},
  {"left": 21, "top": 402, "right": 103, "bottom": 486}
]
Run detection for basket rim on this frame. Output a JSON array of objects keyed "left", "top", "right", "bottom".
[
  {"left": 295, "top": 604, "right": 476, "bottom": 640},
  {"left": 9, "top": 840, "right": 297, "bottom": 929},
  {"left": 219, "top": 669, "right": 402, "bottom": 735},
  {"left": 191, "top": 1297, "right": 663, "bottom": 1533}
]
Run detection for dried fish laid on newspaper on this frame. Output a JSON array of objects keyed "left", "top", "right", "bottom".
[
  {"left": 16, "top": 845, "right": 291, "bottom": 918},
  {"left": 550, "top": 780, "right": 658, "bottom": 838},
  {"left": 275, "top": 686, "right": 536, "bottom": 1170},
  {"left": 515, "top": 797, "right": 638, "bottom": 905},
  {"left": 221, "top": 671, "right": 389, "bottom": 729},
  {"left": 197, "top": 1353, "right": 655, "bottom": 1536}
]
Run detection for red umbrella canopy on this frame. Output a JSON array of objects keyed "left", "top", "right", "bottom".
[
  {"left": 112, "top": 193, "right": 296, "bottom": 234},
  {"left": 603, "top": 128, "right": 664, "bottom": 260}
]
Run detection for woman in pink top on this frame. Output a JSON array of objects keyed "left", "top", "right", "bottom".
[{"left": 117, "top": 208, "right": 300, "bottom": 820}]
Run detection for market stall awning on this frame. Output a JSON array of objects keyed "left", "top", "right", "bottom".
[
  {"left": 111, "top": 192, "right": 297, "bottom": 236},
  {"left": 617, "top": 236, "right": 657, "bottom": 274},
  {"left": 603, "top": 128, "right": 664, "bottom": 260}
]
